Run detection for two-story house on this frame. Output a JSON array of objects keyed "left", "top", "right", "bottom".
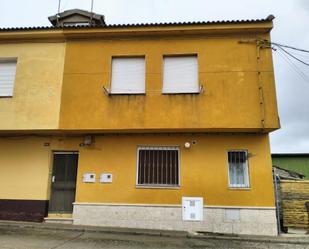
[{"left": 0, "top": 9, "right": 280, "bottom": 235}]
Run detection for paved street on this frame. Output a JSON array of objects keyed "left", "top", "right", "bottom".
[{"left": 0, "top": 226, "right": 309, "bottom": 249}]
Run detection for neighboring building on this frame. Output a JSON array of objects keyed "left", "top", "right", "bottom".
[
  {"left": 0, "top": 9, "right": 280, "bottom": 235},
  {"left": 273, "top": 165, "right": 305, "bottom": 180},
  {"left": 272, "top": 154, "right": 309, "bottom": 180}
]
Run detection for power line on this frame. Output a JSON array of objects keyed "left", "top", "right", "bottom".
[
  {"left": 288, "top": 49, "right": 309, "bottom": 60},
  {"left": 276, "top": 45, "right": 309, "bottom": 67},
  {"left": 277, "top": 49, "right": 309, "bottom": 84},
  {"left": 271, "top": 42, "right": 309, "bottom": 54}
]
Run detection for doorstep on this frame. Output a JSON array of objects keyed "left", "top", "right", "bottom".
[{"left": 44, "top": 217, "right": 73, "bottom": 225}]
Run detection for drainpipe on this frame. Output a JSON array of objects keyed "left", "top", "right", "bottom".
[{"left": 273, "top": 170, "right": 281, "bottom": 235}]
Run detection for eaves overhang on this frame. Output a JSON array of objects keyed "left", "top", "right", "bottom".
[{"left": 0, "top": 15, "right": 274, "bottom": 42}]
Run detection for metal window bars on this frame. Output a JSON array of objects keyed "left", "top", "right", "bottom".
[
  {"left": 228, "top": 151, "right": 249, "bottom": 188},
  {"left": 137, "top": 146, "right": 179, "bottom": 186}
]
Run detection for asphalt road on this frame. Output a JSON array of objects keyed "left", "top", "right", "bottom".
[{"left": 0, "top": 226, "right": 309, "bottom": 249}]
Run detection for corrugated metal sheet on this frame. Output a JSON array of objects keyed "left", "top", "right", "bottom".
[{"left": 0, "top": 15, "right": 275, "bottom": 32}]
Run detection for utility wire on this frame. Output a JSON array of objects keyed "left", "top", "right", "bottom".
[
  {"left": 280, "top": 50, "right": 309, "bottom": 82},
  {"left": 271, "top": 42, "right": 309, "bottom": 54},
  {"left": 276, "top": 45, "right": 309, "bottom": 67},
  {"left": 288, "top": 49, "right": 309, "bottom": 60},
  {"left": 277, "top": 49, "right": 309, "bottom": 84}
]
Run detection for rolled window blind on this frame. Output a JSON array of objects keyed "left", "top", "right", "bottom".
[
  {"left": 0, "top": 61, "right": 17, "bottom": 97},
  {"left": 111, "top": 57, "right": 145, "bottom": 94},
  {"left": 163, "top": 55, "right": 199, "bottom": 93}
]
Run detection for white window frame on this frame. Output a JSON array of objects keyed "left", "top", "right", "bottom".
[
  {"left": 0, "top": 58, "right": 17, "bottom": 97},
  {"left": 136, "top": 146, "right": 180, "bottom": 188},
  {"left": 110, "top": 56, "right": 146, "bottom": 95},
  {"left": 162, "top": 54, "right": 199, "bottom": 94},
  {"left": 227, "top": 150, "right": 250, "bottom": 188}
]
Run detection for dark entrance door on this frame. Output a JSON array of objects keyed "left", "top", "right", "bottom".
[{"left": 49, "top": 152, "right": 79, "bottom": 213}]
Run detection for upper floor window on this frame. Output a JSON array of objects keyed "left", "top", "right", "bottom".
[
  {"left": 228, "top": 150, "right": 250, "bottom": 188},
  {"left": 163, "top": 55, "right": 199, "bottom": 94},
  {"left": 0, "top": 59, "right": 17, "bottom": 97},
  {"left": 137, "top": 146, "right": 180, "bottom": 187},
  {"left": 111, "top": 57, "right": 145, "bottom": 94}
]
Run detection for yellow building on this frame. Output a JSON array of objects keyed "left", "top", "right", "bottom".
[{"left": 0, "top": 9, "right": 280, "bottom": 235}]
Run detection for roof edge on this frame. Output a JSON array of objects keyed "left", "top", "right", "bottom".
[{"left": 0, "top": 15, "right": 274, "bottom": 31}]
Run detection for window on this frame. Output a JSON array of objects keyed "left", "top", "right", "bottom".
[
  {"left": 0, "top": 59, "right": 17, "bottom": 97},
  {"left": 228, "top": 151, "right": 249, "bottom": 188},
  {"left": 111, "top": 57, "right": 145, "bottom": 94},
  {"left": 137, "top": 146, "right": 179, "bottom": 187},
  {"left": 163, "top": 55, "right": 199, "bottom": 94}
]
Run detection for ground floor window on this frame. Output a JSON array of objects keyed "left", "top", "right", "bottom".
[
  {"left": 137, "top": 146, "right": 179, "bottom": 187},
  {"left": 228, "top": 150, "right": 249, "bottom": 188}
]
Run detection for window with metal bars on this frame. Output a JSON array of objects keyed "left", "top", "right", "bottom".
[
  {"left": 228, "top": 150, "right": 249, "bottom": 188},
  {"left": 137, "top": 146, "right": 179, "bottom": 187}
]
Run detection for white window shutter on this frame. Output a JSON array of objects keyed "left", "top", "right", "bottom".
[
  {"left": 111, "top": 57, "right": 145, "bottom": 94},
  {"left": 0, "top": 61, "right": 17, "bottom": 97},
  {"left": 163, "top": 55, "right": 199, "bottom": 93}
]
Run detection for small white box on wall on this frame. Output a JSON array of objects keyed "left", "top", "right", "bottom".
[
  {"left": 100, "top": 173, "right": 113, "bottom": 183},
  {"left": 182, "top": 197, "right": 203, "bottom": 221},
  {"left": 83, "top": 173, "right": 96, "bottom": 183}
]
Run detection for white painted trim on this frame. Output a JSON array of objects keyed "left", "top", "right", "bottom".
[
  {"left": 227, "top": 150, "right": 250, "bottom": 188},
  {"left": 73, "top": 202, "right": 276, "bottom": 210}
]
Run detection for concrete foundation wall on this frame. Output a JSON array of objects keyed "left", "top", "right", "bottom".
[{"left": 73, "top": 203, "right": 277, "bottom": 236}]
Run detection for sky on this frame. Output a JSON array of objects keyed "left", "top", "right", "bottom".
[{"left": 0, "top": 0, "right": 309, "bottom": 153}]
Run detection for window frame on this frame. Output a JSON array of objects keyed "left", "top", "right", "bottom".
[
  {"left": 227, "top": 150, "right": 250, "bottom": 189},
  {"left": 0, "top": 57, "right": 17, "bottom": 98},
  {"left": 109, "top": 56, "right": 146, "bottom": 95},
  {"left": 136, "top": 145, "right": 181, "bottom": 189},
  {"left": 162, "top": 54, "right": 200, "bottom": 95}
]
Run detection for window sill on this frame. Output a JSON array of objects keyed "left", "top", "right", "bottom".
[
  {"left": 136, "top": 185, "right": 180, "bottom": 190},
  {"left": 162, "top": 92, "right": 200, "bottom": 95},
  {"left": 0, "top": 96, "right": 13, "bottom": 98},
  {"left": 108, "top": 93, "right": 146, "bottom": 96},
  {"left": 228, "top": 187, "right": 251, "bottom": 191}
]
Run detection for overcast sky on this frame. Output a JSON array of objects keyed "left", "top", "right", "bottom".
[{"left": 1, "top": 0, "right": 309, "bottom": 153}]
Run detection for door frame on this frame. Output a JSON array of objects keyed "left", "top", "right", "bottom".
[{"left": 48, "top": 151, "right": 79, "bottom": 215}]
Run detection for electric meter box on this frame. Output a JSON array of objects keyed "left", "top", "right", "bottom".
[
  {"left": 100, "top": 173, "right": 113, "bottom": 183},
  {"left": 83, "top": 173, "right": 96, "bottom": 183},
  {"left": 182, "top": 197, "right": 203, "bottom": 221}
]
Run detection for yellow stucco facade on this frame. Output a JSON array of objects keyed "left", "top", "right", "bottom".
[
  {"left": 75, "top": 134, "right": 275, "bottom": 207},
  {"left": 0, "top": 16, "right": 280, "bottom": 234},
  {"left": 59, "top": 32, "right": 279, "bottom": 132},
  {"left": 0, "top": 42, "right": 65, "bottom": 130},
  {"left": 0, "top": 133, "right": 274, "bottom": 206}
]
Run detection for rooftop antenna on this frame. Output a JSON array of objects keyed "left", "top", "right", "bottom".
[
  {"left": 91, "top": 0, "right": 94, "bottom": 13},
  {"left": 58, "top": 0, "right": 61, "bottom": 13},
  {"left": 57, "top": 0, "right": 61, "bottom": 26},
  {"left": 90, "top": 0, "right": 94, "bottom": 24}
]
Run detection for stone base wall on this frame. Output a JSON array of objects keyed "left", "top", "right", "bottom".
[{"left": 73, "top": 203, "right": 278, "bottom": 236}]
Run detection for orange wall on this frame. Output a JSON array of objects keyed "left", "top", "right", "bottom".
[
  {"left": 59, "top": 34, "right": 279, "bottom": 132},
  {"left": 74, "top": 133, "right": 275, "bottom": 207},
  {"left": 0, "top": 133, "right": 275, "bottom": 207}
]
